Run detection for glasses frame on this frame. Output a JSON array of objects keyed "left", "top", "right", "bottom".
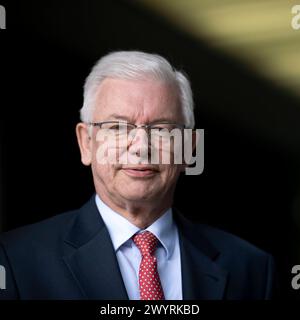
[{"left": 87, "top": 120, "right": 186, "bottom": 132}]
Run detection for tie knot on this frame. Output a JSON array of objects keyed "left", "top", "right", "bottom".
[{"left": 132, "top": 231, "right": 158, "bottom": 256}]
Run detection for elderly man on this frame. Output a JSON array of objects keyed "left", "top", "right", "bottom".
[{"left": 0, "top": 51, "right": 276, "bottom": 300}]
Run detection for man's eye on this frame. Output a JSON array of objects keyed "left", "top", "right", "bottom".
[
  {"left": 110, "top": 124, "right": 128, "bottom": 131},
  {"left": 110, "top": 125, "right": 120, "bottom": 130},
  {"left": 152, "top": 126, "right": 171, "bottom": 132}
]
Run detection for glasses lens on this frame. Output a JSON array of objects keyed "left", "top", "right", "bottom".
[
  {"left": 101, "top": 122, "right": 132, "bottom": 136},
  {"left": 150, "top": 124, "right": 182, "bottom": 139}
]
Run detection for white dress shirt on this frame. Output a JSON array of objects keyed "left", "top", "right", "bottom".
[{"left": 95, "top": 194, "right": 182, "bottom": 300}]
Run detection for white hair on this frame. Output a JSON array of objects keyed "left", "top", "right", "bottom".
[{"left": 80, "top": 51, "right": 195, "bottom": 128}]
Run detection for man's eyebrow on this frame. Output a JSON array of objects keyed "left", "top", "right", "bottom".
[
  {"left": 107, "top": 114, "right": 131, "bottom": 121},
  {"left": 106, "top": 114, "right": 176, "bottom": 123}
]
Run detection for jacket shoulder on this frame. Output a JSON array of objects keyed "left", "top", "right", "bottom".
[
  {"left": 194, "top": 222, "right": 271, "bottom": 261},
  {"left": 175, "top": 210, "right": 271, "bottom": 259},
  {"left": 0, "top": 209, "right": 78, "bottom": 250}
]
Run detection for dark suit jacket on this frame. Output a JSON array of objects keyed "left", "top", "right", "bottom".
[{"left": 0, "top": 195, "right": 276, "bottom": 300}]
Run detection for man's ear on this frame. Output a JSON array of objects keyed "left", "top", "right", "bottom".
[
  {"left": 180, "top": 129, "right": 198, "bottom": 172},
  {"left": 76, "top": 123, "right": 92, "bottom": 166}
]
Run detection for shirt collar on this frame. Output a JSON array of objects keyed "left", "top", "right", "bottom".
[{"left": 95, "top": 194, "right": 176, "bottom": 259}]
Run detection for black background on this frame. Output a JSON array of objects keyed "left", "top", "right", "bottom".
[{"left": 1, "top": 0, "right": 300, "bottom": 300}]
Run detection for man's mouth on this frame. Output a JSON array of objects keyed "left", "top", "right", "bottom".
[{"left": 121, "top": 166, "right": 159, "bottom": 177}]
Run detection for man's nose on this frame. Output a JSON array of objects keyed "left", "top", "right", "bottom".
[{"left": 128, "top": 128, "right": 150, "bottom": 157}]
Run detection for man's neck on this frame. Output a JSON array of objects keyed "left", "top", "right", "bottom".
[{"left": 95, "top": 191, "right": 172, "bottom": 229}]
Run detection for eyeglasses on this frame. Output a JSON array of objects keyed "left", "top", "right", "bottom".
[{"left": 88, "top": 120, "right": 185, "bottom": 137}]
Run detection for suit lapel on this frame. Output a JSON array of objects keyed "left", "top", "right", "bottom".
[
  {"left": 62, "top": 196, "right": 129, "bottom": 300},
  {"left": 62, "top": 196, "right": 227, "bottom": 300},
  {"left": 174, "top": 210, "right": 228, "bottom": 300}
]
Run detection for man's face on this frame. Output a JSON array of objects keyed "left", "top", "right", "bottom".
[{"left": 77, "top": 77, "right": 185, "bottom": 207}]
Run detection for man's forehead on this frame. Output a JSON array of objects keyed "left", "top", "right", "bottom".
[
  {"left": 95, "top": 77, "right": 177, "bottom": 95},
  {"left": 93, "top": 77, "right": 182, "bottom": 121}
]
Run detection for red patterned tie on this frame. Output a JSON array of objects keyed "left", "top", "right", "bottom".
[{"left": 132, "top": 231, "right": 165, "bottom": 300}]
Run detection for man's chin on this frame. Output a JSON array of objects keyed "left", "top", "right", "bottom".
[{"left": 119, "top": 189, "right": 156, "bottom": 203}]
